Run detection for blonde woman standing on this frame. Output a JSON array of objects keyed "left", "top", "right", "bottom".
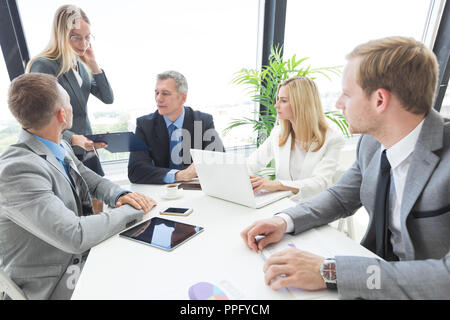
[
  {"left": 28, "top": 5, "right": 113, "bottom": 213},
  {"left": 247, "top": 77, "right": 345, "bottom": 201}
]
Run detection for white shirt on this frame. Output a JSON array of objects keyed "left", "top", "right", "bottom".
[
  {"left": 384, "top": 119, "right": 424, "bottom": 258},
  {"left": 279, "top": 141, "right": 307, "bottom": 189},
  {"left": 279, "top": 120, "right": 425, "bottom": 242},
  {"left": 247, "top": 124, "right": 344, "bottom": 201},
  {"left": 73, "top": 67, "right": 83, "bottom": 87}
]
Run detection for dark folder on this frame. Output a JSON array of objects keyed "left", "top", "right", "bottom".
[
  {"left": 178, "top": 183, "right": 202, "bottom": 190},
  {"left": 85, "top": 132, "right": 151, "bottom": 153}
]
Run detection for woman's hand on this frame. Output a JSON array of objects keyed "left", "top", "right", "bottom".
[
  {"left": 71, "top": 134, "right": 107, "bottom": 151},
  {"left": 81, "top": 43, "right": 101, "bottom": 74},
  {"left": 250, "top": 176, "right": 282, "bottom": 193}
]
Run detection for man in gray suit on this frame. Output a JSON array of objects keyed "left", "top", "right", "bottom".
[
  {"left": 0, "top": 73, "right": 156, "bottom": 300},
  {"left": 241, "top": 36, "right": 450, "bottom": 299}
]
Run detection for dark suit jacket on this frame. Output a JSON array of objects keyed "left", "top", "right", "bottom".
[
  {"left": 29, "top": 57, "right": 114, "bottom": 156},
  {"left": 128, "top": 106, "right": 225, "bottom": 184}
]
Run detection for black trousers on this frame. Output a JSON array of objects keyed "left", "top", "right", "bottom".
[{"left": 76, "top": 151, "right": 105, "bottom": 177}]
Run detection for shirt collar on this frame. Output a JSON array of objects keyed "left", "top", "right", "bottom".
[
  {"left": 163, "top": 107, "right": 185, "bottom": 129},
  {"left": 382, "top": 119, "right": 424, "bottom": 169},
  {"left": 33, "top": 135, "right": 67, "bottom": 162}
]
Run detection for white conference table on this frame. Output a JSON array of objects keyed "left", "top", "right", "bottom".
[{"left": 72, "top": 183, "right": 378, "bottom": 300}]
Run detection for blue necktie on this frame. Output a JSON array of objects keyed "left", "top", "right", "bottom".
[{"left": 168, "top": 123, "right": 182, "bottom": 169}]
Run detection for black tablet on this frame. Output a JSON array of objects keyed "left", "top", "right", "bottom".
[
  {"left": 119, "top": 217, "right": 204, "bottom": 251},
  {"left": 85, "top": 132, "right": 151, "bottom": 153}
]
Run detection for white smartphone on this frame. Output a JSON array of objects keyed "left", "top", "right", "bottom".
[{"left": 160, "top": 207, "right": 193, "bottom": 216}]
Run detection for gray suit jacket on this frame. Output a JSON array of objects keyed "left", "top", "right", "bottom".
[
  {"left": 280, "top": 109, "right": 450, "bottom": 299},
  {"left": 29, "top": 57, "right": 114, "bottom": 155},
  {"left": 0, "top": 129, "right": 143, "bottom": 300}
]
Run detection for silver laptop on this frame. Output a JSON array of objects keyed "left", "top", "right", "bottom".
[{"left": 190, "top": 149, "right": 291, "bottom": 208}]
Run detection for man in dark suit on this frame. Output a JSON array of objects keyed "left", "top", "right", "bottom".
[{"left": 128, "top": 71, "right": 224, "bottom": 184}]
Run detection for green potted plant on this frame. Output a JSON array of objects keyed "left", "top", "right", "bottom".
[{"left": 224, "top": 46, "right": 350, "bottom": 147}]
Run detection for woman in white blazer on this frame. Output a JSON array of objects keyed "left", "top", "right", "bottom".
[{"left": 247, "top": 77, "right": 345, "bottom": 201}]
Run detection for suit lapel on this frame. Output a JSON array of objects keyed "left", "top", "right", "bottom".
[
  {"left": 300, "top": 141, "right": 318, "bottom": 179},
  {"left": 77, "top": 61, "right": 91, "bottom": 98},
  {"left": 401, "top": 146, "right": 439, "bottom": 221},
  {"left": 401, "top": 111, "right": 443, "bottom": 223},
  {"left": 182, "top": 107, "right": 195, "bottom": 149},
  {"left": 17, "top": 130, "right": 74, "bottom": 187},
  {"left": 62, "top": 63, "right": 87, "bottom": 112},
  {"left": 276, "top": 133, "right": 292, "bottom": 180},
  {"left": 153, "top": 112, "right": 171, "bottom": 166},
  {"left": 180, "top": 107, "right": 193, "bottom": 167},
  {"left": 361, "top": 147, "right": 381, "bottom": 216}
]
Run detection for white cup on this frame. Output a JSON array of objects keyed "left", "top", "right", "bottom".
[{"left": 165, "top": 184, "right": 180, "bottom": 197}]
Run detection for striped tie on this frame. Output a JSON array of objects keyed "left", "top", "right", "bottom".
[
  {"left": 64, "top": 157, "right": 94, "bottom": 216},
  {"left": 168, "top": 123, "right": 183, "bottom": 169}
]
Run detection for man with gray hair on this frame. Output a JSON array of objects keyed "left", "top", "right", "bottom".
[{"left": 128, "top": 70, "right": 224, "bottom": 184}]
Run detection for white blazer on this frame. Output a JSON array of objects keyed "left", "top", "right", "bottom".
[{"left": 247, "top": 124, "right": 345, "bottom": 201}]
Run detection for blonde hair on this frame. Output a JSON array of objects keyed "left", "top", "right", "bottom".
[
  {"left": 27, "top": 5, "right": 90, "bottom": 78},
  {"left": 278, "top": 77, "right": 329, "bottom": 152},
  {"left": 346, "top": 36, "right": 438, "bottom": 115}
]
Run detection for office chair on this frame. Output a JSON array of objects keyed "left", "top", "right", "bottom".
[
  {"left": 333, "top": 147, "right": 357, "bottom": 240},
  {"left": 0, "top": 268, "right": 27, "bottom": 300}
]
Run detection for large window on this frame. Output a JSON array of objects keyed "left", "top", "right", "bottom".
[
  {"left": 0, "top": 58, "right": 20, "bottom": 152},
  {"left": 441, "top": 85, "right": 450, "bottom": 117},
  {"left": 12, "top": 0, "right": 260, "bottom": 160},
  {"left": 283, "top": 0, "right": 433, "bottom": 112}
]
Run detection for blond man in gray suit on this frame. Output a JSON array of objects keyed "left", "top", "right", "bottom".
[
  {"left": 0, "top": 73, "right": 156, "bottom": 300},
  {"left": 241, "top": 36, "right": 450, "bottom": 299}
]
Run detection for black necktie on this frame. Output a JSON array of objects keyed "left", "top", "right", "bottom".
[
  {"left": 374, "top": 150, "right": 393, "bottom": 260},
  {"left": 64, "top": 157, "right": 94, "bottom": 216}
]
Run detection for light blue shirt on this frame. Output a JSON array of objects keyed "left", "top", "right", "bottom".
[
  {"left": 162, "top": 108, "right": 185, "bottom": 184},
  {"left": 33, "top": 135, "right": 73, "bottom": 185},
  {"left": 33, "top": 134, "right": 129, "bottom": 206}
]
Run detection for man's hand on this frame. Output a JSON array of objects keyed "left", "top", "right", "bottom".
[
  {"left": 264, "top": 248, "right": 326, "bottom": 291},
  {"left": 116, "top": 192, "right": 157, "bottom": 214},
  {"left": 240, "top": 216, "right": 287, "bottom": 252},
  {"left": 175, "top": 163, "right": 197, "bottom": 182},
  {"left": 71, "top": 134, "right": 107, "bottom": 151}
]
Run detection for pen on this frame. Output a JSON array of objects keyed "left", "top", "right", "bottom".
[{"left": 93, "top": 146, "right": 99, "bottom": 158}]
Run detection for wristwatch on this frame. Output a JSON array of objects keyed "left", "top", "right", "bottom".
[{"left": 320, "top": 258, "right": 337, "bottom": 290}]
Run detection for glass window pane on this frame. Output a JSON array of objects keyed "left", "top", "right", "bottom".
[
  {"left": 17, "top": 0, "right": 260, "bottom": 161},
  {"left": 284, "top": 0, "right": 432, "bottom": 112},
  {"left": 440, "top": 85, "right": 450, "bottom": 117},
  {"left": 0, "top": 60, "right": 20, "bottom": 154}
]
